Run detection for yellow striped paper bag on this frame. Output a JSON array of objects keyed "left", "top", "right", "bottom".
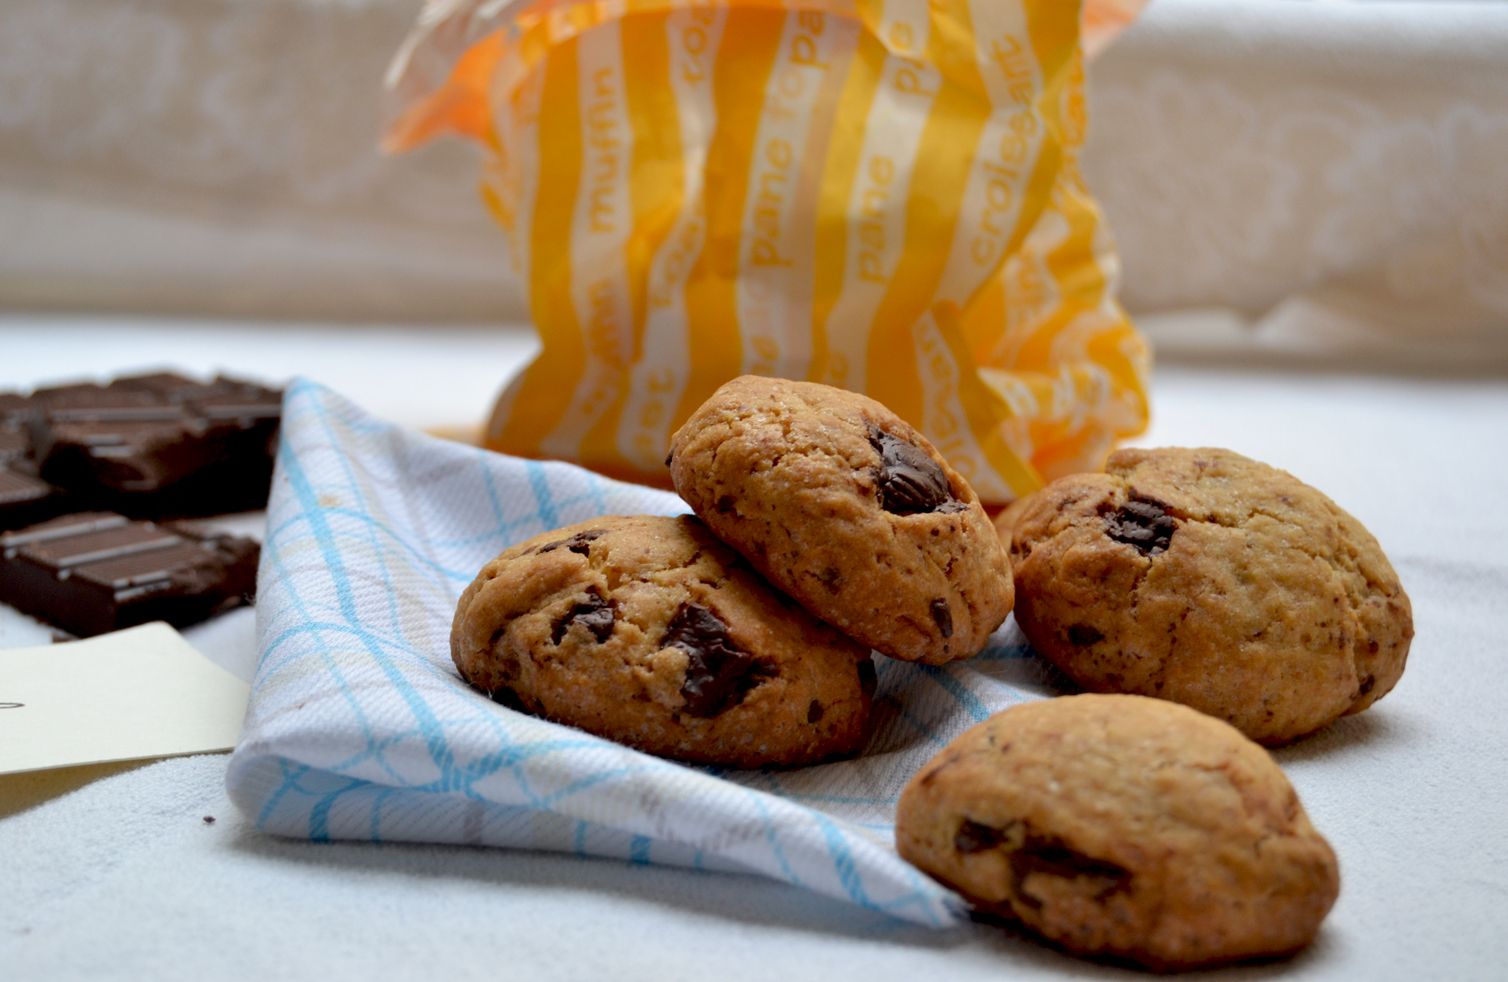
[{"left": 386, "top": 0, "right": 1149, "bottom": 505}]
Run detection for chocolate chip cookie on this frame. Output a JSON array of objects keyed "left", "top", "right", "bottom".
[
  {"left": 667, "top": 376, "right": 1012, "bottom": 665},
  {"left": 896, "top": 695, "right": 1340, "bottom": 971},
  {"left": 450, "top": 514, "right": 874, "bottom": 767},
  {"left": 1009, "top": 446, "right": 1412, "bottom": 744}
]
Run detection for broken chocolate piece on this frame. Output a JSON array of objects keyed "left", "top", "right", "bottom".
[
  {"left": 867, "top": 426, "right": 963, "bottom": 515},
  {"left": 551, "top": 588, "right": 616, "bottom": 644},
  {"left": 1105, "top": 497, "right": 1176, "bottom": 555},
  {"left": 25, "top": 373, "right": 281, "bottom": 517},
  {"left": 664, "top": 602, "right": 771, "bottom": 717},
  {"left": 0, "top": 511, "right": 258, "bottom": 637}
]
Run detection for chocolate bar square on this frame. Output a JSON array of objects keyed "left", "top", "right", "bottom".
[
  {"left": 24, "top": 373, "right": 281, "bottom": 517},
  {"left": 0, "top": 466, "right": 71, "bottom": 531},
  {"left": 0, "top": 512, "right": 259, "bottom": 638}
]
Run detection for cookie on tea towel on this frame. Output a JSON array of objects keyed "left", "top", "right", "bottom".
[
  {"left": 668, "top": 376, "right": 1012, "bottom": 665},
  {"left": 451, "top": 514, "right": 874, "bottom": 767}
]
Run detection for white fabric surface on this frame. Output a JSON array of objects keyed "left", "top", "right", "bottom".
[
  {"left": 3, "top": 320, "right": 1507, "bottom": 979},
  {"left": 228, "top": 379, "right": 981, "bottom": 925}
]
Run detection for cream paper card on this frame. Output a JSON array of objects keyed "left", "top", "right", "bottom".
[{"left": 0, "top": 622, "right": 250, "bottom": 776}]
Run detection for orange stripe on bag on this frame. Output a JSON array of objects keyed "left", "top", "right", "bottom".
[
  {"left": 490, "top": 36, "right": 586, "bottom": 458},
  {"left": 672, "top": 10, "right": 787, "bottom": 433}
]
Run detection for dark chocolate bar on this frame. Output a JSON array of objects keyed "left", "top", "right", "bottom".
[
  {"left": 0, "top": 512, "right": 259, "bottom": 638},
  {"left": 0, "top": 393, "right": 33, "bottom": 467},
  {"left": 0, "top": 430, "right": 29, "bottom": 466},
  {"left": 0, "top": 466, "right": 71, "bottom": 531},
  {"left": 15, "top": 371, "right": 281, "bottom": 518}
]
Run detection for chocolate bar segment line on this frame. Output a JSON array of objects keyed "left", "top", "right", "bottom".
[
  {"left": 1, "top": 512, "right": 126, "bottom": 549},
  {"left": 19, "top": 524, "right": 181, "bottom": 569},
  {"left": 0, "top": 511, "right": 259, "bottom": 638},
  {"left": 0, "top": 465, "right": 72, "bottom": 534}
]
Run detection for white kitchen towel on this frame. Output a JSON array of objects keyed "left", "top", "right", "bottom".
[{"left": 226, "top": 380, "right": 1055, "bottom": 926}]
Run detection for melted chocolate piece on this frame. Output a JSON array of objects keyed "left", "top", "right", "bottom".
[
  {"left": 930, "top": 598, "right": 953, "bottom": 638},
  {"left": 664, "top": 602, "right": 771, "bottom": 717},
  {"left": 955, "top": 819, "right": 1006, "bottom": 854},
  {"left": 537, "top": 528, "right": 606, "bottom": 556},
  {"left": 551, "top": 588, "right": 616, "bottom": 644},
  {"left": 867, "top": 426, "right": 961, "bottom": 516},
  {"left": 1009, "top": 833, "right": 1133, "bottom": 907},
  {"left": 1067, "top": 624, "right": 1104, "bottom": 646},
  {"left": 1104, "top": 497, "right": 1176, "bottom": 555},
  {"left": 806, "top": 700, "right": 825, "bottom": 724}
]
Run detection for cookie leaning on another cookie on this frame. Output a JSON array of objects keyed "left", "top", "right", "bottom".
[
  {"left": 668, "top": 376, "right": 1013, "bottom": 665},
  {"left": 1009, "top": 446, "right": 1413, "bottom": 744},
  {"left": 896, "top": 695, "right": 1341, "bottom": 972},
  {"left": 450, "top": 515, "right": 875, "bottom": 768}
]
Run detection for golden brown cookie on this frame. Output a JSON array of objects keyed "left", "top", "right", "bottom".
[
  {"left": 450, "top": 514, "right": 874, "bottom": 767},
  {"left": 896, "top": 694, "right": 1340, "bottom": 971},
  {"left": 1009, "top": 447, "right": 1412, "bottom": 744},
  {"left": 667, "top": 376, "right": 1013, "bottom": 665}
]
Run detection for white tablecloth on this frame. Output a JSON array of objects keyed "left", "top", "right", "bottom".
[{"left": 2, "top": 319, "right": 1505, "bottom": 981}]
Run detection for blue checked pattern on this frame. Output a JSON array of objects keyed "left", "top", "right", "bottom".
[{"left": 226, "top": 380, "right": 1057, "bottom": 926}]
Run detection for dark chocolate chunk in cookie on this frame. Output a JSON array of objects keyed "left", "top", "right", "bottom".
[
  {"left": 930, "top": 598, "right": 953, "bottom": 638},
  {"left": 551, "top": 587, "right": 616, "bottom": 644},
  {"left": 666, "top": 602, "right": 771, "bottom": 718},
  {"left": 537, "top": 528, "right": 606, "bottom": 556},
  {"left": 868, "top": 426, "right": 960, "bottom": 516},
  {"left": 954, "top": 818, "right": 1006, "bottom": 854},
  {"left": 1104, "top": 497, "right": 1175, "bottom": 555},
  {"left": 1009, "top": 832, "right": 1133, "bottom": 907},
  {"left": 1067, "top": 624, "right": 1104, "bottom": 646}
]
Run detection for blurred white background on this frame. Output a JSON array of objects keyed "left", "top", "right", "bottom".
[{"left": 1, "top": 0, "right": 1505, "bottom": 369}]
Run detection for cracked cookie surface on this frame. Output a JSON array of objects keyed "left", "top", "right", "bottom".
[
  {"left": 896, "top": 695, "right": 1340, "bottom": 971},
  {"left": 450, "top": 514, "right": 874, "bottom": 767},
  {"left": 1010, "top": 446, "right": 1413, "bottom": 743},
  {"left": 667, "top": 376, "right": 1013, "bottom": 665}
]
